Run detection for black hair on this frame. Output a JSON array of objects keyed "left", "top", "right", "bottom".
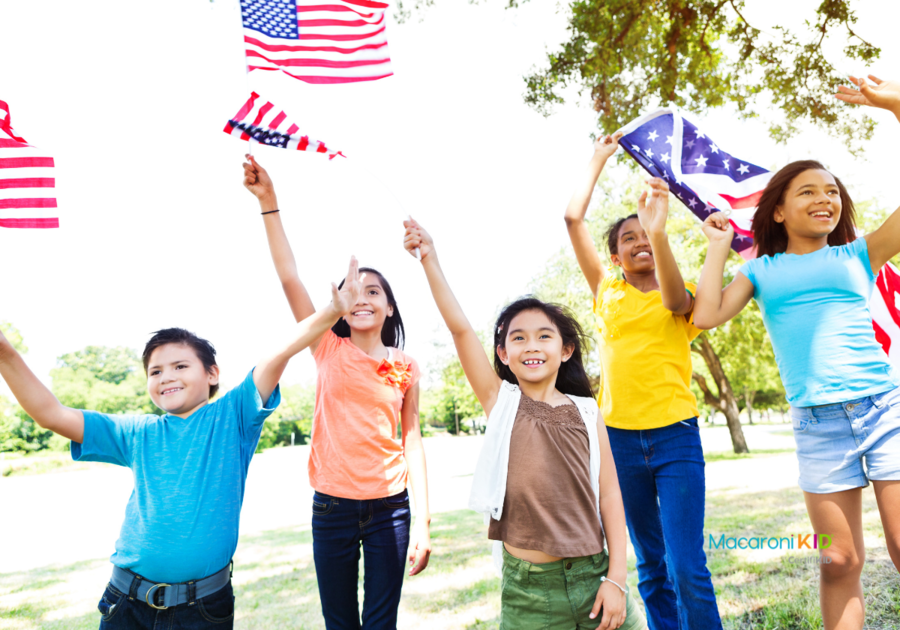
[
  {"left": 142, "top": 328, "right": 219, "bottom": 398},
  {"left": 332, "top": 267, "right": 405, "bottom": 350},
  {"left": 492, "top": 297, "right": 594, "bottom": 398},
  {"left": 753, "top": 160, "right": 856, "bottom": 257},
  {"left": 604, "top": 213, "right": 639, "bottom": 256}
]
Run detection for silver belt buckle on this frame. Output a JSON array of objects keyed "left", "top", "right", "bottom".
[{"left": 146, "top": 582, "right": 171, "bottom": 610}]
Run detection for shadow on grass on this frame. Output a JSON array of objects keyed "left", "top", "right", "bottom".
[{"left": 703, "top": 448, "right": 796, "bottom": 464}]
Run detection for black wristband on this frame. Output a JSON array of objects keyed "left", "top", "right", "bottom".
[{"left": 261, "top": 209, "right": 280, "bottom": 215}]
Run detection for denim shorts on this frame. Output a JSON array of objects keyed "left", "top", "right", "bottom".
[{"left": 790, "top": 386, "right": 900, "bottom": 493}]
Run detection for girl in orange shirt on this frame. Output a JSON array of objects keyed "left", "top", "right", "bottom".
[{"left": 243, "top": 156, "right": 431, "bottom": 630}]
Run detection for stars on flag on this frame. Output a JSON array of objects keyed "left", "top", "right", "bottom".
[
  {"left": 722, "top": 159, "right": 730, "bottom": 170},
  {"left": 694, "top": 155, "right": 708, "bottom": 167},
  {"left": 738, "top": 163, "right": 750, "bottom": 175},
  {"left": 686, "top": 139, "right": 696, "bottom": 149},
  {"left": 666, "top": 135, "right": 674, "bottom": 145},
  {"left": 648, "top": 130, "right": 659, "bottom": 141},
  {"left": 661, "top": 152, "right": 670, "bottom": 163},
  {"left": 645, "top": 148, "right": 654, "bottom": 158},
  {"left": 710, "top": 143, "right": 720, "bottom": 154}
]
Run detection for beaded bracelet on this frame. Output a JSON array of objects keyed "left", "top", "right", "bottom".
[
  {"left": 261, "top": 209, "right": 280, "bottom": 215},
  {"left": 600, "top": 576, "right": 627, "bottom": 594}
]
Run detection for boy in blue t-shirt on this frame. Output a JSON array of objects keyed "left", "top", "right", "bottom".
[{"left": 0, "top": 258, "right": 366, "bottom": 629}]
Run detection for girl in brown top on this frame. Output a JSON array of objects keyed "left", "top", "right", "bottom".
[{"left": 404, "top": 219, "right": 647, "bottom": 630}]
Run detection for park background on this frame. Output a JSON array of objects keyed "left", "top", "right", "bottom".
[{"left": 1, "top": 0, "right": 899, "bottom": 628}]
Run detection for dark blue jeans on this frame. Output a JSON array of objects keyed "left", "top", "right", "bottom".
[
  {"left": 97, "top": 581, "right": 234, "bottom": 629},
  {"left": 607, "top": 418, "right": 722, "bottom": 630},
  {"left": 312, "top": 489, "right": 411, "bottom": 630}
]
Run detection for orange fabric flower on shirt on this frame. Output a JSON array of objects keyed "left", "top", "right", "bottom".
[{"left": 377, "top": 359, "right": 413, "bottom": 391}]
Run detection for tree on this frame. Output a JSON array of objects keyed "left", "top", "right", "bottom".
[
  {"left": 257, "top": 383, "right": 316, "bottom": 452},
  {"left": 422, "top": 338, "right": 487, "bottom": 435},
  {"left": 522, "top": 0, "right": 880, "bottom": 155}
]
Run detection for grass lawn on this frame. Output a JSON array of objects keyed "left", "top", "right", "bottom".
[{"left": 2, "top": 467, "right": 898, "bottom": 628}]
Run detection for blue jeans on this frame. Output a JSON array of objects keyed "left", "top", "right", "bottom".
[
  {"left": 607, "top": 418, "right": 722, "bottom": 630},
  {"left": 97, "top": 581, "right": 234, "bottom": 629},
  {"left": 312, "top": 489, "right": 411, "bottom": 630}
]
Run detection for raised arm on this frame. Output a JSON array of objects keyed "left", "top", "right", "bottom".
[
  {"left": 564, "top": 132, "right": 622, "bottom": 299},
  {"left": 253, "top": 257, "right": 362, "bottom": 402},
  {"left": 0, "top": 331, "right": 84, "bottom": 442},
  {"left": 638, "top": 178, "right": 693, "bottom": 315},
  {"left": 243, "top": 156, "right": 318, "bottom": 338},
  {"left": 403, "top": 218, "right": 502, "bottom": 416},
  {"left": 835, "top": 76, "right": 900, "bottom": 271},
  {"left": 693, "top": 213, "right": 754, "bottom": 329}
]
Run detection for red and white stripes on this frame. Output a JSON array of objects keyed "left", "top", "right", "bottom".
[
  {"left": 243, "top": 0, "right": 393, "bottom": 85},
  {"left": 0, "top": 100, "right": 58, "bottom": 229}
]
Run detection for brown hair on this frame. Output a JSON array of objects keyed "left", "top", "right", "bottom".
[{"left": 752, "top": 160, "right": 856, "bottom": 258}]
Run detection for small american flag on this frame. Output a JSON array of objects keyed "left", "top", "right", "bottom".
[
  {"left": 224, "top": 92, "right": 345, "bottom": 159},
  {"left": 241, "top": 0, "right": 392, "bottom": 85},
  {"left": 618, "top": 107, "right": 770, "bottom": 259},
  {"left": 0, "top": 100, "right": 58, "bottom": 229}
]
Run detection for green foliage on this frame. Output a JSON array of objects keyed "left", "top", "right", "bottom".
[
  {"left": 56, "top": 346, "right": 142, "bottom": 385},
  {"left": 0, "top": 322, "right": 27, "bottom": 353},
  {"left": 256, "top": 383, "right": 316, "bottom": 452},
  {"left": 522, "top": 0, "right": 880, "bottom": 155},
  {"left": 422, "top": 339, "right": 487, "bottom": 435}
]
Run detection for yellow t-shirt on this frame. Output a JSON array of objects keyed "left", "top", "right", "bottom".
[{"left": 593, "top": 274, "right": 702, "bottom": 430}]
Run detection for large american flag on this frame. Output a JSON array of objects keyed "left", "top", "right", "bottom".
[
  {"left": 241, "top": 0, "right": 392, "bottom": 85},
  {"left": 0, "top": 100, "right": 58, "bottom": 229},
  {"left": 224, "top": 92, "right": 345, "bottom": 159},
  {"left": 618, "top": 107, "right": 767, "bottom": 259},
  {"left": 618, "top": 107, "right": 900, "bottom": 368}
]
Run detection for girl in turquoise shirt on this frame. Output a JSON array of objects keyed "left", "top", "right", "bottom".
[{"left": 694, "top": 75, "right": 900, "bottom": 630}]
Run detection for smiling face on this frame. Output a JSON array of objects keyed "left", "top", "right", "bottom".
[
  {"left": 612, "top": 217, "right": 655, "bottom": 273},
  {"left": 496, "top": 309, "right": 573, "bottom": 387},
  {"left": 775, "top": 169, "right": 842, "bottom": 241},
  {"left": 343, "top": 275, "right": 393, "bottom": 334},
  {"left": 146, "top": 343, "right": 219, "bottom": 417}
]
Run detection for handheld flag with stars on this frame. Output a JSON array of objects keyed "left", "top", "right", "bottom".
[
  {"left": 224, "top": 92, "right": 345, "bottom": 159},
  {"left": 0, "top": 100, "right": 58, "bottom": 229},
  {"left": 618, "top": 107, "right": 770, "bottom": 259},
  {"left": 241, "top": 0, "right": 392, "bottom": 85}
]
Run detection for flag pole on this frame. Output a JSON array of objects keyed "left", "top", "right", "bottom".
[{"left": 350, "top": 160, "right": 419, "bottom": 260}]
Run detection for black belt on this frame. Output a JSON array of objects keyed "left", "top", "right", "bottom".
[{"left": 110, "top": 561, "right": 232, "bottom": 610}]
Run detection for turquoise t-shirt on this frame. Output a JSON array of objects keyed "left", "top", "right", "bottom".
[
  {"left": 739, "top": 237, "right": 899, "bottom": 407},
  {"left": 71, "top": 369, "right": 280, "bottom": 582}
]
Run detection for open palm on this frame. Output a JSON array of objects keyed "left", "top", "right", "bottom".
[
  {"left": 332, "top": 257, "right": 364, "bottom": 315},
  {"left": 637, "top": 178, "right": 670, "bottom": 235},
  {"left": 835, "top": 75, "right": 900, "bottom": 113}
]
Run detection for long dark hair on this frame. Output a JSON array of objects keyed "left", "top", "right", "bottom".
[
  {"left": 492, "top": 297, "right": 594, "bottom": 398},
  {"left": 605, "top": 213, "right": 639, "bottom": 256},
  {"left": 332, "top": 267, "right": 405, "bottom": 350},
  {"left": 753, "top": 160, "right": 857, "bottom": 257}
]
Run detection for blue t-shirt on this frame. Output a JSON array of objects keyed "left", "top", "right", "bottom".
[
  {"left": 740, "top": 237, "right": 899, "bottom": 407},
  {"left": 71, "top": 369, "right": 280, "bottom": 582}
]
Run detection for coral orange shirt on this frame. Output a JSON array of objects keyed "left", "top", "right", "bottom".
[{"left": 309, "top": 330, "right": 420, "bottom": 500}]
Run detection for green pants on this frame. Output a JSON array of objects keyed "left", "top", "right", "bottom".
[{"left": 500, "top": 547, "right": 647, "bottom": 630}]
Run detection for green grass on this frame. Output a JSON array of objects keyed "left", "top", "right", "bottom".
[
  {"left": 0, "top": 452, "right": 99, "bottom": 478},
  {"left": 703, "top": 448, "right": 797, "bottom": 463},
  {"left": 2, "top": 458, "right": 898, "bottom": 629}
]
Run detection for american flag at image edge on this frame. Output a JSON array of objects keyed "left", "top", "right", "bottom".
[
  {"left": 0, "top": 100, "right": 58, "bottom": 229},
  {"left": 241, "top": 0, "right": 392, "bottom": 85},
  {"left": 617, "top": 107, "right": 769, "bottom": 259},
  {"left": 224, "top": 92, "right": 345, "bottom": 159}
]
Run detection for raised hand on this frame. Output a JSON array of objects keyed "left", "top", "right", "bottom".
[
  {"left": 702, "top": 212, "right": 734, "bottom": 245},
  {"left": 835, "top": 75, "right": 900, "bottom": 117},
  {"left": 403, "top": 217, "right": 435, "bottom": 261},
  {"left": 593, "top": 130, "right": 624, "bottom": 161},
  {"left": 636, "top": 177, "right": 670, "bottom": 236},
  {"left": 331, "top": 256, "right": 365, "bottom": 316},
  {"left": 243, "top": 154, "right": 277, "bottom": 203}
]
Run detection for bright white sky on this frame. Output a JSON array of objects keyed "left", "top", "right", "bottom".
[{"left": 0, "top": 0, "right": 898, "bottom": 395}]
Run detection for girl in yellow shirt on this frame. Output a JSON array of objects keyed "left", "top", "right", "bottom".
[{"left": 564, "top": 132, "right": 722, "bottom": 630}]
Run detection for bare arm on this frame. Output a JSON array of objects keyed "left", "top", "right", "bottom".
[
  {"left": 639, "top": 178, "right": 693, "bottom": 315},
  {"left": 564, "top": 132, "right": 623, "bottom": 299},
  {"left": 400, "top": 382, "right": 432, "bottom": 577},
  {"left": 590, "top": 418, "right": 628, "bottom": 629},
  {"left": 243, "top": 155, "right": 319, "bottom": 348},
  {"left": 693, "top": 213, "right": 754, "bottom": 329},
  {"left": 253, "top": 258, "right": 362, "bottom": 402},
  {"left": 403, "top": 218, "right": 502, "bottom": 416},
  {"left": 835, "top": 76, "right": 900, "bottom": 271},
  {"left": 0, "top": 332, "right": 84, "bottom": 442}
]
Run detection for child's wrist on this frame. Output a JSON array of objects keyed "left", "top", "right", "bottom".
[{"left": 258, "top": 194, "right": 278, "bottom": 212}]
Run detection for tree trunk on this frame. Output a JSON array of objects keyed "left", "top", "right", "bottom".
[
  {"left": 691, "top": 335, "right": 749, "bottom": 454},
  {"left": 744, "top": 388, "right": 756, "bottom": 425}
]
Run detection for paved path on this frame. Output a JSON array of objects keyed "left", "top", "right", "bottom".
[{"left": 0, "top": 424, "right": 798, "bottom": 574}]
